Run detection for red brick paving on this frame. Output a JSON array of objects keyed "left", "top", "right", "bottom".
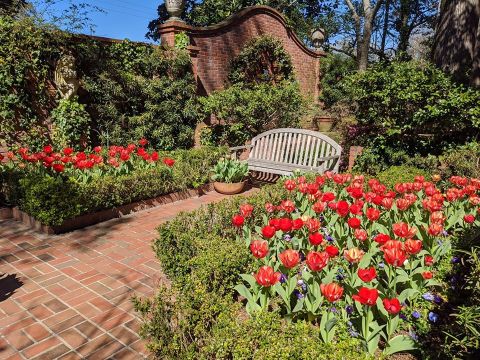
[{"left": 0, "top": 189, "right": 256, "bottom": 359}]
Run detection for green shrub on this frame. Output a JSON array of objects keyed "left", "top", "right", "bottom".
[
  {"left": 375, "top": 165, "right": 430, "bottom": 189},
  {"left": 206, "top": 311, "right": 367, "bottom": 360},
  {"left": 13, "top": 147, "right": 226, "bottom": 225},
  {"left": 228, "top": 35, "right": 294, "bottom": 86},
  {"left": 319, "top": 53, "right": 356, "bottom": 108},
  {"left": 201, "top": 82, "right": 304, "bottom": 146},
  {"left": 79, "top": 43, "right": 200, "bottom": 149},
  {"left": 439, "top": 142, "right": 480, "bottom": 179},
  {"left": 342, "top": 61, "right": 480, "bottom": 154},
  {"left": 51, "top": 97, "right": 91, "bottom": 149}
]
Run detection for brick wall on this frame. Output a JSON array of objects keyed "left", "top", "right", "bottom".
[{"left": 159, "top": 6, "right": 325, "bottom": 98}]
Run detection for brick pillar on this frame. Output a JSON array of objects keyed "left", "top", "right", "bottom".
[{"left": 158, "top": 21, "right": 192, "bottom": 47}]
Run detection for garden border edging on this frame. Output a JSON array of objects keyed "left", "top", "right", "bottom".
[{"left": 6, "top": 184, "right": 214, "bottom": 234}]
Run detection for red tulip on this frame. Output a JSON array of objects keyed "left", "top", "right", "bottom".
[
  {"left": 347, "top": 217, "right": 361, "bottom": 229},
  {"left": 366, "top": 207, "right": 380, "bottom": 221},
  {"left": 336, "top": 201, "right": 349, "bottom": 217},
  {"left": 325, "top": 245, "right": 339, "bottom": 257},
  {"left": 354, "top": 229, "right": 368, "bottom": 241},
  {"left": 383, "top": 298, "right": 401, "bottom": 314},
  {"left": 374, "top": 233, "right": 391, "bottom": 244},
  {"left": 250, "top": 240, "right": 268, "bottom": 258},
  {"left": 428, "top": 223, "right": 443, "bottom": 236},
  {"left": 265, "top": 203, "right": 275, "bottom": 213},
  {"left": 284, "top": 179, "right": 296, "bottom": 191},
  {"left": 43, "top": 145, "right": 53, "bottom": 154},
  {"left": 382, "top": 241, "right": 407, "bottom": 267},
  {"left": 255, "top": 266, "right": 281, "bottom": 287},
  {"left": 163, "top": 158, "right": 175, "bottom": 167},
  {"left": 261, "top": 225, "right": 276, "bottom": 239},
  {"left": 278, "top": 218, "right": 293, "bottom": 232},
  {"left": 240, "top": 204, "right": 254, "bottom": 218},
  {"left": 393, "top": 222, "right": 417, "bottom": 239},
  {"left": 52, "top": 163, "right": 64, "bottom": 173},
  {"left": 93, "top": 146, "right": 102, "bottom": 153},
  {"left": 422, "top": 271, "right": 433, "bottom": 279},
  {"left": 321, "top": 283, "right": 344, "bottom": 302},
  {"left": 269, "top": 218, "right": 281, "bottom": 230},
  {"left": 279, "top": 249, "right": 300, "bottom": 268},
  {"left": 464, "top": 214, "right": 475, "bottom": 224},
  {"left": 139, "top": 138, "right": 148, "bottom": 147},
  {"left": 308, "top": 232, "right": 324, "bottom": 246},
  {"left": 358, "top": 267, "right": 377, "bottom": 282},
  {"left": 292, "top": 218, "right": 304, "bottom": 230},
  {"left": 306, "top": 251, "right": 329, "bottom": 271},
  {"left": 424, "top": 255, "right": 434, "bottom": 266},
  {"left": 313, "top": 201, "right": 326, "bottom": 213},
  {"left": 232, "top": 215, "right": 245, "bottom": 227},
  {"left": 63, "top": 147, "right": 74, "bottom": 156},
  {"left": 305, "top": 218, "right": 321, "bottom": 233},
  {"left": 280, "top": 200, "right": 295, "bottom": 213},
  {"left": 322, "top": 192, "right": 335, "bottom": 202},
  {"left": 352, "top": 287, "right": 378, "bottom": 306},
  {"left": 404, "top": 239, "right": 422, "bottom": 255}
]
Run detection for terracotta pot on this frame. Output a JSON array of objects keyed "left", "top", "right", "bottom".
[
  {"left": 214, "top": 181, "right": 246, "bottom": 195},
  {"left": 316, "top": 116, "right": 334, "bottom": 132}
]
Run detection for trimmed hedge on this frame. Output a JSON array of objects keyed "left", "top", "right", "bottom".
[
  {"left": 2, "top": 147, "right": 227, "bottom": 225},
  {"left": 134, "top": 180, "right": 366, "bottom": 359}
]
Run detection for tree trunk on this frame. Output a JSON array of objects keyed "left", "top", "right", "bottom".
[
  {"left": 433, "top": 0, "right": 480, "bottom": 85},
  {"left": 380, "top": 0, "right": 391, "bottom": 58},
  {"left": 471, "top": 8, "right": 480, "bottom": 87},
  {"left": 359, "top": 21, "right": 373, "bottom": 71},
  {"left": 397, "top": 0, "right": 411, "bottom": 53}
]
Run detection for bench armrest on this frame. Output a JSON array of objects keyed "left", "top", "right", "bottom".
[{"left": 229, "top": 145, "right": 253, "bottom": 152}]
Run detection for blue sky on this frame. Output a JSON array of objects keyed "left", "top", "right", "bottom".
[{"left": 32, "top": 0, "right": 161, "bottom": 43}]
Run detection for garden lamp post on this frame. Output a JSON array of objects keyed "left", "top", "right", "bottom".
[
  {"left": 165, "top": 0, "right": 185, "bottom": 21},
  {"left": 311, "top": 28, "right": 325, "bottom": 50}
]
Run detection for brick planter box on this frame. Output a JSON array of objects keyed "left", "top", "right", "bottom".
[
  {"left": 0, "top": 206, "right": 13, "bottom": 220},
  {"left": 9, "top": 184, "right": 214, "bottom": 235}
]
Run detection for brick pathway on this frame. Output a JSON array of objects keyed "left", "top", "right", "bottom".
[{"left": 0, "top": 189, "right": 255, "bottom": 359}]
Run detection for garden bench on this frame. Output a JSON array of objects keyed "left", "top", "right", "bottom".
[{"left": 230, "top": 128, "right": 342, "bottom": 176}]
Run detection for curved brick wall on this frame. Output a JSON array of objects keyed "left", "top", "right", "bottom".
[{"left": 158, "top": 6, "right": 325, "bottom": 98}]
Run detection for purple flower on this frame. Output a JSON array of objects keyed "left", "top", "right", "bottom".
[
  {"left": 422, "top": 292, "right": 435, "bottom": 301},
  {"left": 428, "top": 312, "right": 439, "bottom": 323},
  {"left": 451, "top": 256, "right": 460, "bottom": 264},
  {"left": 412, "top": 310, "right": 421, "bottom": 319},
  {"left": 326, "top": 235, "right": 334, "bottom": 242},
  {"left": 442, "top": 230, "right": 448, "bottom": 236},
  {"left": 399, "top": 313, "right": 407, "bottom": 320},
  {"left": 330, "top": 307, "right": 338, "bottom": 313},
  {"left": 293, "top": 290, "right": 304, "bottom": 299},
  {"left": 283, "top": 234, "right": 292, "bottom": 242},
  {"left": 348, "top": 329, "right": 359, "bottom": 338},
  {"left": 433, "top": 295, "right": 443, "bottom": 305},
  {"left": 345, "top": 305, "right": 353, "bottom": 315},
  {"left": 299, "top": 252, "right": 306, "bottom": 261},
  {"left": 279, "top": 273, "right": 287, "bottom": 284},
  {"left": 409, "top": 330, "right": 418, "bottom": 341},
  {"left": 378, "top": 262, "right": 385, "bottom": 269}
]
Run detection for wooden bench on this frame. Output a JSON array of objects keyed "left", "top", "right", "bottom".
[{"left": 230, "top": 128, "right": 342, "bottom": 176}]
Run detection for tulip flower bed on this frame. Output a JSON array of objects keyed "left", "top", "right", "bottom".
[
  {"left": 0, "top": 142, "right": 227, "bottom": 227},
  {"left": 232, "top": 173, "right": 480, "bottom": 356}
]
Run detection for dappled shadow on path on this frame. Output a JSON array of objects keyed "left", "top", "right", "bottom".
[{"left": 0, "top": 273, "right": 23, "bottom": 302}]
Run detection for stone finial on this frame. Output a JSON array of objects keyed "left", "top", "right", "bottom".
[{"left": 165, "top": 0, "right": 185, "bottom": 21}]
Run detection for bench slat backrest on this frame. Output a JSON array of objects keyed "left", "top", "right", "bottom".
[{"left": 248, "top": 128, "right": 341, "bottom": 173}]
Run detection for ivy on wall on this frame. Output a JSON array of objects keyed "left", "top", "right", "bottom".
[{"left": 0, "top": 15, "right": 201, "bottom": 150}]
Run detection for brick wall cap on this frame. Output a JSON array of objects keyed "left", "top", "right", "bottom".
[{"left": 158, "top": 5, "right": 326, "bottom": 58}]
